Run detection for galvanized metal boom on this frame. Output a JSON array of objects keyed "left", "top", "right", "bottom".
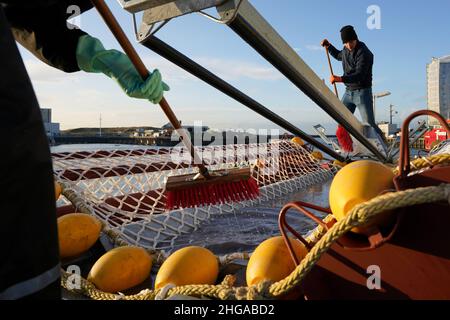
[{"left": 118, "top": 0, "right": 387, "bottom": 161}]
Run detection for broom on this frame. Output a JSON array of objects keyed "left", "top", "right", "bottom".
[
  {"left": 91, "top": 0, "right": 259, "bottom": 210},
  {"left": 325, "top": 46, "right": 354, "bottom": 153}
]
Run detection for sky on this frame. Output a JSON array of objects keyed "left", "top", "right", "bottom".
[{"left": 18, "top": 0, "right": 450, "bottom": 133}]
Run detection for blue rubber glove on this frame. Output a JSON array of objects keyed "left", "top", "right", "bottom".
[{"left": 76, "top": 35, "right": 169, "bottom": 104}]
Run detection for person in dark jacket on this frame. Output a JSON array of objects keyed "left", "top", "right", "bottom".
[
  {"left": 321, "top": 25, "right": 385, "bottom": 140},
  {"left": 0, "top": 1, "right": 168, "bottom": 299}
]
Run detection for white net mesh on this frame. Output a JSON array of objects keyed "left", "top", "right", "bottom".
[
  {"left": 431, "top": 139, "right": 450, "bottom": 155},
  {"left": 53, "top": 140, "right": 336, "bottom": 251}
]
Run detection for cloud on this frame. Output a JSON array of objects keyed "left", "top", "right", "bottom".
[
  {"left": 305, "top": 45, "right": 323, "bottom": 51},
  {"left": 195, "top": 57, "right": 283, "bottom": 81},
  {"left": 24, "top": 54, "right": 282, "bottom": 85},
  {"left": 141, "top": 56, "right": 198, "bottom": 83},
  {"left": 144, "top": 57, "right": 283, "bottom": 83},
  {"left": 23, "top": 54, "right": 285, "bottom": 130},
  {"left": 143, "top": 56, "right": 283, "bottom": 82},
  {"left": 23, "top": 59, "right": 80, "bottom": 83},
  {"left": 24, "top": 55, "right": 196, "bottom": 84}
]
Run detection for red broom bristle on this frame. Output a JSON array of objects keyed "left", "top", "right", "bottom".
[
  {"left": 166, "top": 191, "right": 173, "bottom": 209},
  {"left": 165, "top": 177, "right": 260, "bottom": 210},
  {"left": 204, "top": 186, "right": 211, "bottom": 206},
  {"left": 215, "top": 184, "right": 223, "bottom": 204},
  {"left": 336, "top": 125, "right": 354, "bottom": 153}
]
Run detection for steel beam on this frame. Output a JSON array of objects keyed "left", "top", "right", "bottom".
[
  {"left": 217, "top": 0, "right": 386, "bottom": 161},
  {"left": 140, "top": 36, "right": 346, "bottom": 161},
  {"left": 119, "top": 0, "right": 226, "bottom": 17}
]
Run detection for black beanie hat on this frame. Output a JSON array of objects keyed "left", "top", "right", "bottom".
[{"left": 340, "top": 25, "right": 358, "bottom": 43}]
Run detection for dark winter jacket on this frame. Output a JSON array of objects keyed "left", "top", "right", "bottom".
[
  {"left": 328, "top": 41, "right": 374, "bottom": 91},
  {"left": 2, "top": 0, "right": 93, "bottom": 72}
]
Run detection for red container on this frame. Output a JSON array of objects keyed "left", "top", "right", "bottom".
[{"left": 424, "top": 128, "right": 448, "bottom": 150}]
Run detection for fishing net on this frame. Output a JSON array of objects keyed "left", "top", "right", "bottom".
[
  {"left": 430, "top": 139, "right": 450, "bottom": 155},
  {"left": 53, "top": 140, "right": 336, "bottom": 251}
]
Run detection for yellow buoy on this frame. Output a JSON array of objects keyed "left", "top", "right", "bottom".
[
  {"left": 333, "top": 160, "right": 348, "bottom": 168},
  {"left": 246, "top": 236, "right": 307, "bottom": 287},
  {"left": 311, "top": 151, "right": 324, "bottom": 161},
  {"left": 88, "top": 246, "right": 152, "bottom": 293},
  {"left": 253, "top": 158, "right": 266, "bottom": 169},
  {"left": 329, "top": 160, "right": 395, "bottom": 233},
  {"left": 155, "top": 246, "right": 219, "bottom": 290},
  {"left": 54, "top": 181, "right": 62, "bottom": 200},
  {"left": 291, "top": 137, "right": 305, "bottom": 146},
  {"left": 57, "top": 213, "right": 102, "bottom": 259}
]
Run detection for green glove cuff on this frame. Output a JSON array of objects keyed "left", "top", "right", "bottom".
[
  {"left": 76, "top": 34, "right": 135, "bottom": 80},
  {"left": 76, "top": 35, "right": 106, "bottom": 73},
  {"left": 76, "top": 34, "right": 169, "bottom": 103}
]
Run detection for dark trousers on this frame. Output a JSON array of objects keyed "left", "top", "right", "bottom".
[{"left": 0, "top": 7, "right": 60, "bottom": 299}]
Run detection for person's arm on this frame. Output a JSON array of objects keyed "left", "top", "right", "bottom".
[
  {"left": 4, "top": 1, "right": 92, "bottom": 72},
  {"left": 321, "top": 39, "right": 343, "bottom": 61},
  {"left": 1, "top": 1, "right": 58, "bottom": 7},
  {"left": 341, "top": 49, "right": 373, "bottom": 84},
  {"left": 327, "top": 44, "right": 343, "bottom": 61},
  {"left": 6, "top": 1, "right": 169, "bottom": 103},
  {"left": 76, "top": 35, "right": 169, "bottom": 104}
]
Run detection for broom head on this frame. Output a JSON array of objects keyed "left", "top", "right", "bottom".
[
  {"left": 336, "top": 125, "right": 354, "bottom": 153},
  {"left": 165, "top": 167, "right": 259, "bottom": 210}
]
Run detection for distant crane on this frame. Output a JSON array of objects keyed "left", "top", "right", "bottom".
[
  {"left": 373, "top": 91, "right": 391, "bottom": 119},
  {"left": 389, "top": 104, "right": 398, "bottom": 125},
  {"left": 99, "top": 113, "right": 102, "bottom": 137}
]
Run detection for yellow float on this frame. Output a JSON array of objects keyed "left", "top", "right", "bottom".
[
  {"left": 246, "top": 236, "right": 307, "bottom": 286},
  {"left": 57, "top": 213, "right": 102, "bottom": 258},
  {"left": 332, "top": 160, "right": 348, "bottom": 168},
  {"left": 311, "top": 151, "right": 324, "bottom": 161},
  {"left": 291, "top": 137, "right": 305, "bottom": 146},
  {"left": 54, "top": 181, "right": 62, "bottom": 200},
  {"left": 155, "top": 246, "right": 219, "bottom": 290},
  {"left": 88, "top": 246, "right": 152, "bottom": 293},
  {"left": 329, "top": 160, "right": 395, "bottom": 233}
]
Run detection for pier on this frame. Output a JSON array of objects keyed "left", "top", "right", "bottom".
[
  {"left": 53, "top": 136, "right": 177, "bottom": 146},
  {"left": 51, "top": 133, "right": 293, "bottom": 147}
]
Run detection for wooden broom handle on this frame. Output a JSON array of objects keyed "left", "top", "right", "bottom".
[
  {"left": 325, "top": 46, "right": 339, "bottom": 99},
  {"left": 91, "top": 0, "right": 208, "bottom": 175}
]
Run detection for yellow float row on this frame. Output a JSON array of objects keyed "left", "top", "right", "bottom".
[
  {"left": 291, "top": 137, "right": 324, "bottom": 161},
  {"left": 54, "top": 159, "right": 395, "bottom": 294},
  {"left": 58, "top": 213, "right": 306, "bottom": 294}
]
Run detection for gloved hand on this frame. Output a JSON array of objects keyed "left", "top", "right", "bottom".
[
  {"left": 321, "top": 39, "right": 331, "bottom": 48},
  {"left": 76, "top": 35, "right": 169, "bottom": 104},
  {"left": 330, "top": 75, "right": 343, "bottom": 84}
]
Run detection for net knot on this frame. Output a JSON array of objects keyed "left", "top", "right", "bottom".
[{"left": 155, "top": 284, "right": 176, "bottom": 300}]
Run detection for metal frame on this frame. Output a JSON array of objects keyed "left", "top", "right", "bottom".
[
  {"left": 397, "top": 110, "right": 450, "bottom": 176},
  {"left": 127, "top": 0, "right": 387, "bottom": 161},
  {"left": 119, "top": 0, "right": 227, "bottom": 17},
  {"left": 118, "top": 0, "right": 174, "bottom": 13},
  {"left": 140, "top": 36, "right": 346, "bottom": 161},
  {"left": 388, "top": 120, "right": 427, "bottom": 160},
  {"left": 216, "top": 0, "right": 386, "bottom": 161},
  {"left": 313, "top": 125, "right": 341, "bottom": 153}
]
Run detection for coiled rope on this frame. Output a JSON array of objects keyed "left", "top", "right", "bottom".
[
  {"left": 61, "top": 181, "right": 450, "bottom": 300},
  {"left": 393, "top": 153, "right": 450, "bottom": 175}
]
